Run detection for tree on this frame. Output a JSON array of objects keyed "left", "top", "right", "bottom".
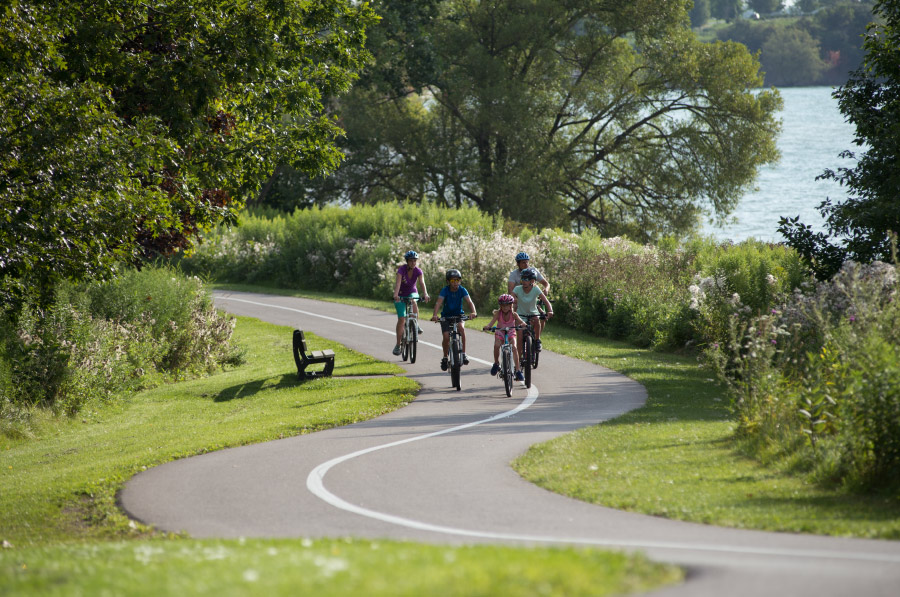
[
  {"left": 691, "top": 0, "right": 712, "bottom": 28},
  {"left": 317, "top": 0, "right": 780, "bottom": 239},
  {"left": 761, "top": 27, "right": 827, "bottom": 85},
  {"left": 779, "top": 0, "right": 900, "bottom": 280},
  {"left": 0, "top": 0, "right": 376, "bottom": 314}
]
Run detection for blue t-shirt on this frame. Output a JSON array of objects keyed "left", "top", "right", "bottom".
[{"left": 439, "top": 285, "right": 470, "bottom": 317}]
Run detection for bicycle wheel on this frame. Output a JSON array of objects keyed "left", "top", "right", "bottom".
[
  {"left": 531, "top": 338, "right": 540, "bottom": 369},
  {"left": 450, "top": 339, "right": 461, "bottom": 390},
  {"left": 401, "top": 334, "right": 409, "bottom": 361},
  {"left": 409, "top": 326, "right": 418, "bottom": 364},
  {"left": 523, "top": 335, "right": 532, "bottom": 388},
  {"left": 502, "top": 348, "right": 513, "bottom": 397}
]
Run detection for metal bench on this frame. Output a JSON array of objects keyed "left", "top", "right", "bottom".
[{"left": 292, "top": 329, "right": 335, "bottom": 379}]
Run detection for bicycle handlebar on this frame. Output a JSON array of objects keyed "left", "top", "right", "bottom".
[
  {"left": 484, "top": 325, "right": 525, "bottom": 331},
  {"left": 437, "top": 314, "right": 475, "bottom": 322}
]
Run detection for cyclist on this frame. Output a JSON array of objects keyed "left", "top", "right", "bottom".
[
  {"left": 507, "top": 251, "right": 549, "bottom": 295},
  {"left": 512, "top": 267, "right": 553, "bottom": 362},
  {"left": 431, "top": 269, "right": 477, "bottom": 371},
  {"left": 508, "top": 251, "right": 550, "bottom": 336},
  {"left": 392, "top": 250, "right": 430, "bottom": 356},
  {"left": 482, "top": 294, "right": 526, "bottom": 381}
]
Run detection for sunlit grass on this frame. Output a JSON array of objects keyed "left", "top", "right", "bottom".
[{"left": 0, "top": 538, "right": 680, "bottom": 596}]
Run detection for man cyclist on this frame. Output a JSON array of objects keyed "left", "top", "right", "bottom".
[
  {"left": 431, "top": 269, "right": 477, "bottom": 371},
  {"left": 392, "top": 250, "right": 430, "bottom": 356}
]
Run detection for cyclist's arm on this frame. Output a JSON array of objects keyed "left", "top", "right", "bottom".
[
  {"left": 539, "top": 292, "right": 554, "bottom": 317},
  {"left": 464, "top": 295, "right": 477, "bottom": 318},
  {"left": 418, "top": 274, "right": 430, "bottom": 302},
  {"left": 512, "top": 312, "right": 526, "bottom": 326},
  {"left": 392, "top": 272, "right": 403, "bottom": 302},
  {"left": 483, "top": 314, "right": 499, "bottom": 330}
]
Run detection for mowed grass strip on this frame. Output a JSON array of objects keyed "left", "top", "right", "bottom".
[
  {"left": 514, "top": 326, "right": 900, "bottom": 539},
  {"left": 0, "top": 538, "right": 680, "bottom": 596},
  {"left": 1, "top": 312, "right": 681, "bottom": 596}
]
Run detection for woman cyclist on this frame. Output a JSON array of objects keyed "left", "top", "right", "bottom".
[
  {"left": 392, "top": 250, "right": 430, "bottom": 356},
  {"left": 512, "top": 267, "right": 553, "bottom": 362}
]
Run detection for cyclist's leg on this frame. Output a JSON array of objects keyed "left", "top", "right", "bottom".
[
  {"left": 509, "top": 337, "right": 520, "bottom": 371},
  {"left": 492, "top": 336, "right": 501, "bottom": 363},
  {"left": 396, "top": 317, "right": 405, "bottom": 345},
  {"left": 516, "top": 328, "right": 524, "bottom": 361}
]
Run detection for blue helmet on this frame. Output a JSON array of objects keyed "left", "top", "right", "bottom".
[
  {"left": 515, "top": 251, "right": 530, "bottom": 262},
  {"left": 404, "top": 250, "right": 419, "bottom": 260},
  {"left": 520, "top": 267, "right": 537, "bottom": 281}
]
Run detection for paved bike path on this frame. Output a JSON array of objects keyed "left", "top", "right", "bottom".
[{"left": 120, "top": 291, "right": 900, "bottom": 597}]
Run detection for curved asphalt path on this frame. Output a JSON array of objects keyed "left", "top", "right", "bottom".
[{"left": 121, "top": 291, "right": 900, "bottom": 596}]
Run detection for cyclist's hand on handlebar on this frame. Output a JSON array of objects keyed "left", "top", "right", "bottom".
[
  {"left": 469, "top": 312, "right": 477, "bottom": 319},
  {"left": 431, "top": 315, "right": 440, "bottom": 322}
]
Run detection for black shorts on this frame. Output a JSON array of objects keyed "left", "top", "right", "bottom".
[{"left": 440, "top": 319, "right": 465, "bottom": 334}]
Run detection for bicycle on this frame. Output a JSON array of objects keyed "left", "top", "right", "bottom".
[
  {"left": 520, "top": 313, "right": 547, "bottom": 389},
  {"left": 438, "top": 315, "right": 472, "bottom": 391},
  {"left": 485, "top": 325, "right": 523, "bottom": 397},
  {"left": 400, "top": 297, "right": 421, "bottom": 363}
]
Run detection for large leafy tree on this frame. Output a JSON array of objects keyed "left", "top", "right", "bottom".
[
  {"left": 779, "top": 0, "right": 899, "bottom": 280},
  {"left": 311, "top": 0, "right": 780, "bottom": 238},
  {"left": 0, "top": 0, "right": 375, "bottom": 313}
]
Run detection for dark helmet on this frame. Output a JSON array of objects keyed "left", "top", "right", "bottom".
[
  {"left": 404, "top": 250, "right": 419, "bottom": 260},
  {"left": 520, "top": 267, "right": 537, "bottom": 281},
  {"left": 515, "top": 251, "right": 530, "bottom": 262},
  {"left": 445, "top": 269, "right": 462, "bottom": 281},
  {"left": 498, "top": 293, "right": 515, "bottom": 305}
]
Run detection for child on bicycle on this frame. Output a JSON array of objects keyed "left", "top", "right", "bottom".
[
  {"left": 392, "top": 250, "right": 430, "bottom": 356},
  {"left": 513, "top": 267, "right": 553, "bottom": 362},
  {"left": 482, "top": 293, "right": 526, "bottom": 381},
  {"left": 430, "top": 269, "right": 477, "bottom": 370}
]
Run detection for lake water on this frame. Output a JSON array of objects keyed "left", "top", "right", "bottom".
[{"left": 700, "top": 86, "right": 858, "bottom": 243}]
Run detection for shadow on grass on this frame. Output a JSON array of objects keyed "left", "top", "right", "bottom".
[{"left": 214, "top": 373, "right": 303, "bottom": 402}]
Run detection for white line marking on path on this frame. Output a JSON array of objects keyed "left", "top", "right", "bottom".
[{"left": 218, "top": 294, "right": 900, "bottom": 565}]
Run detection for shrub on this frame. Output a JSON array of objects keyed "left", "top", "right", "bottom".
[{"left": 0, "top": 266, "right": 242, "bottom": 432}]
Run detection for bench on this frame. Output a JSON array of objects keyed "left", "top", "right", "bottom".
[{"left": 292, "top": 329, "right": 335, "bottom": 379}]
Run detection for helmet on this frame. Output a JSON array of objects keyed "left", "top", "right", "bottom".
[
  {"left": 498, "top": 293, "right": 514, "bottom": 305},
  {"left": 404, "top": 250, "right": 419, "bottom": 260},
  {"left": 445, "top": 269, "right": 462, "bottom": 281},
  {"left": 515, "top": 251, "right": 530, "bottom": 262},
  {"left": 520, "top": 267, "right": 537, "bottom": 281}
]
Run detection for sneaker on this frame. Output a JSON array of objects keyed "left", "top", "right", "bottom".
[
  {"left": 490, "top": 362, "right": 500, "bottom": 376},
  {"left": 417, "top": 327, "right": 424, "bottom": 335},
  {"left": 535, "top": 339, "right": 542, "bottom": 352},
  {"left": 440, "top": 357, "right": 448, "bottom": 371},
  {"left": 515, "top": 370, "right": 524, "bottom": 381},
  {"left": 392, "top": 344, "right": 401, "bottom": 356},
  {"left": 462, "top": 353, "right": 469, "bottom": 365}
]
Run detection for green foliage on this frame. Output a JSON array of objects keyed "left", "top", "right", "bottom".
[
  {"left": 717, "top": 3, "right": 874, "bottom": 86},
  {"left": 0, "top": 266, "right": 241, "bottom": 431},
  {"left": 0, "top": 0, "right": 376, "bottom": 315},
  {"left": 295, "top": 0, "right": 780, "bottom": 239},
  {"left": 780, "top": 0, "right": 900, "bottom": 280}
]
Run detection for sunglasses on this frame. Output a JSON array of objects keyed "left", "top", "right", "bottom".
[{"left": 448, "top": 278, "right": 461, "bottom": 282}]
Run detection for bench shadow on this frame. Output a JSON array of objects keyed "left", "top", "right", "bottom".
[{"left": 215, "top": 373, "right": 304, "bottom": 402}]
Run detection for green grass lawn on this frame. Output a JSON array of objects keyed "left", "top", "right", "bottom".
[
  {"left": 0, "top": 312, "right": 681, "bottom": 596},
  {"left": 517, "top": 326, "right": 900, "bottom": 539}
]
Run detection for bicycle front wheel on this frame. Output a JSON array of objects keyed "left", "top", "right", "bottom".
[
  {"left": 450, "top": 340, "right": 461, "bottom": 390},
  {"left": 523, "top": 335, "right": 532, "bottom": 389},
  {"left": 502, "top": 348, "right": 513, "bottom": 397},
  {"left": 409, "top": 326, "right": 418, "bottom": 363}
]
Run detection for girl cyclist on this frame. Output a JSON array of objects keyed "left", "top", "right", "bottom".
[
  {"left": 482, "top": 294, "right": 526, "bottom": 381},
  {"left": 431, "top": 269, "right": 477, "bottom": 370},
  {"left": 392, "top": 250, "right": 430, "bottom": 356}
]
